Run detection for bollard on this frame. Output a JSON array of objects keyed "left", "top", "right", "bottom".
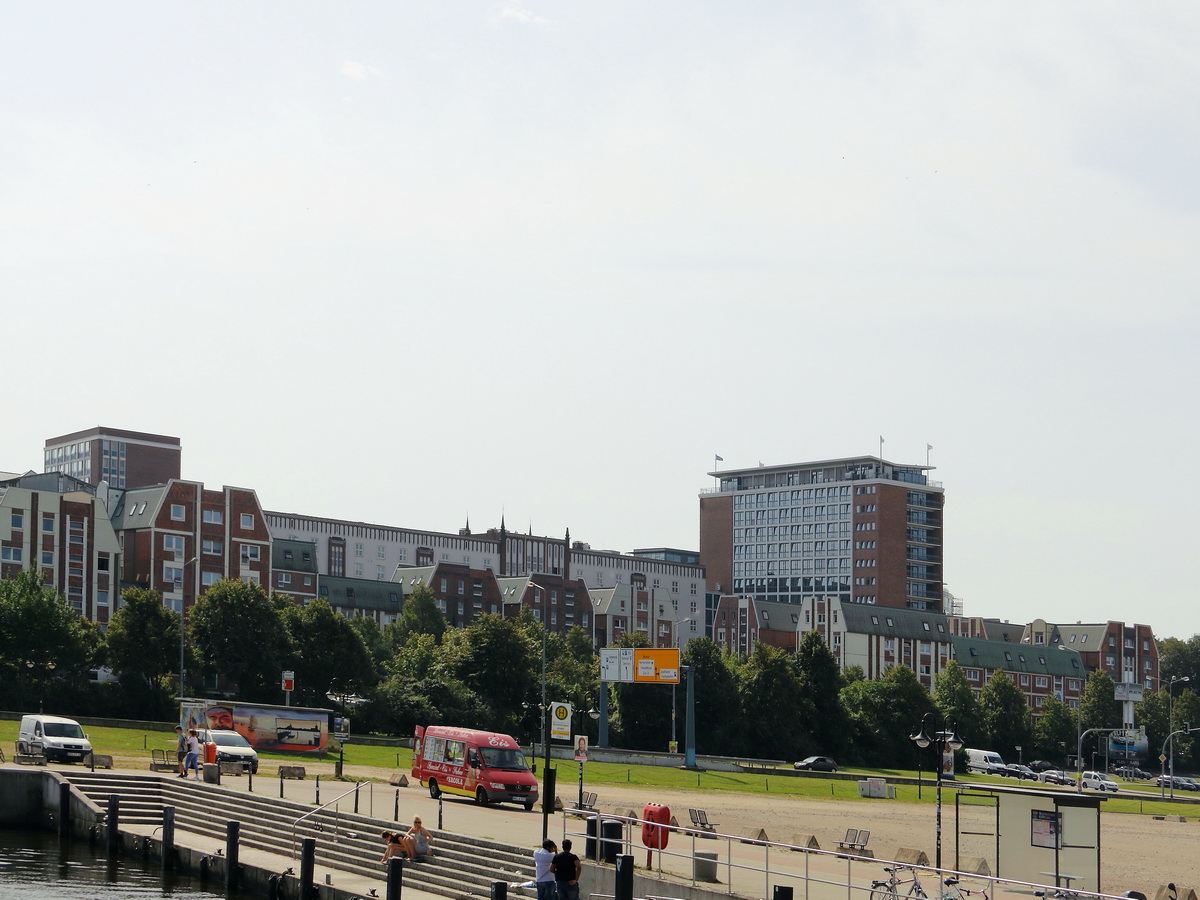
[
  {"left": 491, "top": 881, "right": 508, "bottom": 900},
  {"left": 59, "top": 782, "right": 71, "bottom": 839},
  {"left": 774, "top": 886, "right": 794, "bottom": 900},
  {"left": 248, "top": 769, "right": 253, "bottom": 793},
  {"left": 394, "top": 788, "right": 400, "bottom": 822},
  {"left": 107, "top": 795, "right": 120, "bottom": 855},
  {"left": 386, "top": 855, "right": 405, "bottom": 900},
  {"left": 279, "top": 771, "right": 285, "bottom": 799},
  {"left": 354, "top": 782, "right": 360, "bottom": 814},
  {"left": 315, "top": 775, "right": 320, "bottom": 806},
  {"left": 225, "top": 821, "right": 240, "bottom": 893},
  {"left": 438, "top": 797, "right": 444, "bottom": 830},
  {"left": 615, "top": 854, "right": 634, "bottom": 900},
  {"left": 299, "top": 837, "right": 316, "bottom": 898},
  {"left": 162, "top": 807, "right": 176, "bottom": 870}
]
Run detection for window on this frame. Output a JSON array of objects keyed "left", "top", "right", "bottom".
[
  {"left": 164, "top": 564, "right": 183, "bottom": 583},
  {"left": 164, "top": 535, "right": 185, "bottom": 554},
  {"left": 1036, "top": 676, "right": 1048, "bottom": 687},
  {"left": 377, "top": 545, "right": 386, "bottom": 559},
  {"left": 42, "top": 516, "right": 54, "bottom": 533},
  {"left": 11, "top": 512, "right": 23, "bottom": 529},
  {"left": 203, "top": 509, "right": 223, "bottom": 525},
  {"left": 41, "top": 551, "right": 54, "bottom": 565},
  {"left": 1, "top": 547, "right": 23, "bottom": 562},
  {"left": 279, "top": 573, "right": 292, "bottom": 585},
  {"left": 202, "top": 571, "right": 219, "bottom": 586},
  {"left": 377, "top": 566, "right": 385, "bottom": 579},
  {"left": 200, "top": 539, "right": 222, "bottom": 556},
  {"left": 354, "top": 563, "right": 363, "bottom": 577},
  {"left": 1020, "top": 674, "right": 1030, "bottom": 685},
  {"left": 240, "top": 544, "right": 261, "bottom": 563},
  {"left": 171, "top": 504, "right": 185, "bottom": 521},
  {"left": 240, "top": 513, "right": 254, "bottom": 529}
]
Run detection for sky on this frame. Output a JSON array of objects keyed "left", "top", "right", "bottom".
[{"left": 2, "top": 3, "right": 1198, "bottom": 637}]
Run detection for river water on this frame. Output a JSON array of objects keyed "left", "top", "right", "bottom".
[{"left": 0, "top": 827, "right": 252, "bottom": 899}]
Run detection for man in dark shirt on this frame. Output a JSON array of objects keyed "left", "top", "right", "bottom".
[{"left": 551, "top": 838, "right": 581, "bottom": 900}]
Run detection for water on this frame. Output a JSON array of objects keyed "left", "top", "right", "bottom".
[{"left": 0, "top": 828, "right": 251, "bottom": 899}]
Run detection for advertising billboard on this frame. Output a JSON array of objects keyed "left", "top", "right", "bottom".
[{"left": 182, "top": 699, "right": 332, "bottom": 755}]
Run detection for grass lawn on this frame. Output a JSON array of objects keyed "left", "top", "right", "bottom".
[{"left": 1, "top": 719, "right": 1193, "bottom": 819}]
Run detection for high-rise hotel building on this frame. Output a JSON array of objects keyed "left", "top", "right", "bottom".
[{"left": 699, "top": 455, "right": 944, "bottom": 612}]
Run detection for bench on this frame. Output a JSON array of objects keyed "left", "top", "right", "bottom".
[
  {"left": 579, "top": 791, "right": 597, "bottom": 811},
  {"left": 836, "top": 828, "right": 870, "bottom": 854},
  {"left": 688, "top": 808, "right": 719, "bottom": 832},
  {"left": 150, "top": 749, "right": 177, "bottom": 772},
  {"left": 278, "top": 765, "right": 307, "bottom": 779}
]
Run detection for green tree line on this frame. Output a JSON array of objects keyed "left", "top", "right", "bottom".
[{"left": 3, "top": 570, "right": 1199, "bottom": 769}]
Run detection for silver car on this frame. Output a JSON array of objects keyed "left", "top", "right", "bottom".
[{"left": 200, "top": 729, "right": 260, "bottom": 773}]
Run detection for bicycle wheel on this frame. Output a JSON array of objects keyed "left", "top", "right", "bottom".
[{"left": 908, "top": 882, "right": 927, "bottom": 900}]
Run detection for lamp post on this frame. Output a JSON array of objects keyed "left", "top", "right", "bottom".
[
  {"left": 25, "top": 657, "right": 57, "bottom": 714},
  {"left": 325, "top": 681, "right": 365, "bottom": 778},
  {"left": 910, "top": 713, "right": 963, "bottom": 871},
  {"left": 1166, "top": 676, "right": 1191, "bottom": 797},
  {"left": 530, "top": 582, "right": 552, "bottom": 841},
  {"left": 575, "top": 703, "right": 599, "bottom": 809},
  {"left": 671, "top": 618, "right": 694, "bottom": 753},
  {"left": 174, "top": 557, "right": 198, "bottom": 706}
]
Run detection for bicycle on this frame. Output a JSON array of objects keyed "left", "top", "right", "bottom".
[
  {"left": 939, "top": 875, "right": 990, "bottom": 900},
  {"left": 871, "top": 865, "right": 927, "bottom": 900}
]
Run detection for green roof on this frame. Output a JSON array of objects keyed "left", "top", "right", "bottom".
[
  {"left": 951, "top": 636, "right": 1083, "bottom": 676},
  {"left": 318, "top": 575, "right": 402, "bottom": 612}
]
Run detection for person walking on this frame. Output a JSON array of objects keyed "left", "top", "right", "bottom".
[
  {"left": 533, "top": 840, "right": 557, "bottom": 900},
  {"left": 552, "top": 838, "right": 581, "bottom": 900},
  {"left": 184, "top": 728, "right": 201, "bottom": 780},
  {"left": 175, "top": 725, "right": 188, "bottom": 777}
]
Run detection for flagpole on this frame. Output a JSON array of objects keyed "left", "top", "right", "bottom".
[{"left": 879, "top": 435, "right": 884, "bottom": 460}]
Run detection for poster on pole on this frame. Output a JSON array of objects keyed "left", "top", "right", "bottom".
[{"left": 573, "top": 736, "right": 588, "bottom": 761}]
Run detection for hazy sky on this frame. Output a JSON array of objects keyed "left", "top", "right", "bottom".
[{"left": 3, "top": 4, "right": 1197, "bottom": 637}]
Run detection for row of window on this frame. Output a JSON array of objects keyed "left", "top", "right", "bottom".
[{"left": 733, "top": 486, "right": 855, "bottom": 508}]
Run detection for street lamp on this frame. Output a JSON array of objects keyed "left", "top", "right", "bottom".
[
  {"left": 1163, "top": 676, "right": 1191, "bottom": 798},
  {"left": 174, "top": 557, "right": 198, "bottom": 705},
  {"left": 671, "top": 618, "right": 694, "bottom": 753},
  {"left": 910, "top": 713, "right": 963, "bottom": 871},
  {"left": 574, "top": 703, "right": 600, "bottom": 809},
  {"left": 325, "top": 681, "right": 366, "bottom": 778},
  {"left": 529, "top": 582, "right": 552, "bottom": 841},
  {"left": 25, "top": 657, "right": 57, "bottom": 713}
]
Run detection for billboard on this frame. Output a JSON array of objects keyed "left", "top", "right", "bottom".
[
  {"left": 182, "top": 699, "right": 332, "bottom": 755},
  {"left": 600, "top": 648, "right": 680, "bottom": 684}
]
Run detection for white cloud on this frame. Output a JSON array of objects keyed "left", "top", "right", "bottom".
[{"left": 492, "top": 5, "right": 546, "bottom": 26}]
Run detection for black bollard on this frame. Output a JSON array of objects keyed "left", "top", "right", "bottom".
[
  {"left": 225, "top": 821, "right": 240, "bottom": 893},
  {"left": 299, "top": 837, "right": 316, "bottom": 899},
  {"left": 354, "top": 782, "right": 360, "bottom": 814},
  {"left": 279, "top": 770, "right": 285, "bottom": 799},
  {"left": 438, "top": 797, "right": 443, "bottom": 831},
  {"left": 394, "top": 788, "right": 400, "bottom": 822},
  {"left": 248, "top": 769, "right": 253, "bottom": 793},
  {"left": 59, "top": 782, "right": 71, "bottom": 839},
  {"left": 491, "top": 881, "right": 508, "bottom": 900},
  {"left": 615, "top": 854, "right": 634, "bottom": 900},
  {"left": 107, "top": 795, "right": 120, "bottom": 856},
  {"left": 162, "top": 807, "right": 176, "bottom": 870},
  {"left": 315, "top": 775, "right": 320, "bottom": 805},
  {"left": 774, "top": 887, "right": 794, "bottom": 900},
  {"left": 386, "top": 855, "right": 405, "bottom": 900}
]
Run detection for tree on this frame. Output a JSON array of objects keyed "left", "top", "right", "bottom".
[
  {"left": 441, "top": 613, "right": 538, "bottom": 734},
  {"left": 792, "top": 631, "right": 848, "bottom": 757},
  {"left": 1158, "top": 635, "right": 1200, "bottom": 687},
  {"left": 980, "top": 671, "right": 1031, "bottom": 760},
  {"left": 384, "top": 585, "right": 446, "bottom": 652},
  {"left": 281, "top": 598, "right": 375, "bottom": 708},
  {"left": 189, "top": 579, "right": 291, "bottom": 700},
  {"left": 932, "top": 660, "right": 983, "bottom": 746},
  {"left": 607, "top": 631, "right": 673, "bottom": 751},
  {"left": 374, "top": 632, "right": 486, "bottom": 735},
  {"left": 104, "top": 587, "right": 180, "bottom": 717},
  {"left": 681, "top": 637, "right": 742, "bottom": 755},
  {"left": 1032, "top": 696, "right": 1077, "bottom": 766},
  {"left": 840, "top": 665, "right": 936, "bottom": 767},
  {"left": 1078, "top": 670, "right": 1122, "bottom": 760},
  {"left": 738, "top": 643, "right": 810, "bottom": 760},
  {"left": 0, "top": 569, "right": 95, "bottom": 710}
]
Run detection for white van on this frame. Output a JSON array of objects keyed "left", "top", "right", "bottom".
[
  {"left": 965, "top": 748, "right": 1006, "bottom": 775},
  {"left": 17, "top": 714, "right": 93, "bottom": 763},
  {"left": 1081, "top": 770, "right": 1119, "bottom": 792}
]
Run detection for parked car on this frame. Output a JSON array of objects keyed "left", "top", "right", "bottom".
[
  {"left": 199, "top": 729, "right": 259, "bottom": 774},
  {"left": 1157, "top": 775, "right": 1200, "bottom": 791},
  {"left": 1040, "top": 770, "right": 1076, "bottom": 786},
  {"left": 1027, "top": 760, "right": 1059, "bottom": 773},
  {"left": 16, "top": 714, "right": 93, "bottom": 763},
  {"left": 1004, "top": 764, "right": 1039, "bottom": 781},
  {"left": 1114, "top": 766, "right": 1153, "bottom": 780},
  {"left": 1081, "top": 770, "right": 1119, "bottom": 792},
  {"left": 793, "top": 755, "right": 838, "bottom": 772},
  {"left": 1180, "top": 777, "right": 1200, "bottom": 792}
]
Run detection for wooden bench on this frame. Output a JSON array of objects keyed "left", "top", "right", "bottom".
[
  {"left": 278, "top": 765, "right": 307, "bottom": 779},
  {"left": 836, "top": 828, "right": 870, "bottom": 854},
  {"left": 150, "top": 748, "right": 177, "bottom": 772}
]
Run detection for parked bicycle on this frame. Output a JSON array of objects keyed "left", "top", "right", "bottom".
[
  {"left": 939, "top": 875, "right": 990, "bottom": 900},
  {"left": 871, "top": 865, "right": 927, "bottom": 900}
]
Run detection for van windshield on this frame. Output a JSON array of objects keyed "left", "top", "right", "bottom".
[
  {"left": 44, "top": 722, "right": 86, "bottom": 739},
  {"left": 479, "top": 747, "right": 529, "bottom": 771}
]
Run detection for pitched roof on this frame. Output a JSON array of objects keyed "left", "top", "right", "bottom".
[
  {"left": 839, "top": 603, "right": 954, "bottom": 641},
  {"left": 951, "top": 636, "right": 1083, "bottom": 676},
  {"left": 318, "top": 575, "right": 403, "bottom": 611}
]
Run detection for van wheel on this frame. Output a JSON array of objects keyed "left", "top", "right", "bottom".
[
  {"left": 428, "top": 779, "right": 441, "bottom": 799},
  {"left": 475, "top": 787, "right": 489, "bottom": 806},
  {"left": 524, "top": 799, "right": 535, "bottom": 811}
]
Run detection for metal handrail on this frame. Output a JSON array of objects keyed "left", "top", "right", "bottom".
[{"left": 290, "top": 781, "right": 370, "bottom": 857}]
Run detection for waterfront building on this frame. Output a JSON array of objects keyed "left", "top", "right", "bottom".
[{"left": 43, "top": 426, "right": 181, "bottom": 490}]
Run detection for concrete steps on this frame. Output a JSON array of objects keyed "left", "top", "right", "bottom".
[{"left": 64, "top": 772, "right": 536, "bottom": 900}]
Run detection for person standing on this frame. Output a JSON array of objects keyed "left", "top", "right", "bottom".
[
  {"left": 533, "top": 840, "right": 557, "bottom": 900},
  {"left": 551, "top": 838, "right": 581, "bottom": 900},
  {"left": 184, "top": 728, "right": 201, "bottom": 780},
  {"left": 175, "top": 725, "right": 188, "bottom": 777}
]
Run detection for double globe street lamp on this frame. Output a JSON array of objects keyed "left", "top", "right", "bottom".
[
  {"left": 326, "top": 681, "right": 366, "bottom": 778},
  {"left": 910, "top": 713, "right": 963, "bottom": 872}
]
